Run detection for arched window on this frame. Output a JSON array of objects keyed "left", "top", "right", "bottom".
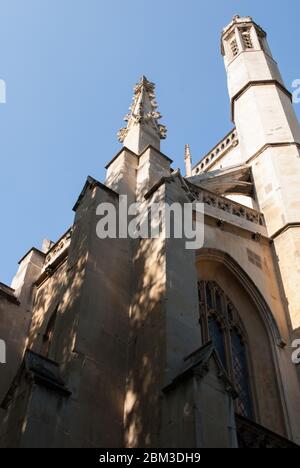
[{"left": 198, "top": 281, "right": 253, "bottom": 419}]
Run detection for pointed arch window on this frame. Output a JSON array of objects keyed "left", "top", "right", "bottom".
[
  {"left": 198, "top": 281, "right": 253, "bottom": 419},
  {"left": 240, "top": 27, "right": 253, "bottom": 50}
]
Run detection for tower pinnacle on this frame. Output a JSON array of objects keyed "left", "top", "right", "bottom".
[
  {"left": 118, "top": 76, "right": 167, "bottom": 155},
  {"left": 184, "top": 144, "right": 192, "bottom": 177}
]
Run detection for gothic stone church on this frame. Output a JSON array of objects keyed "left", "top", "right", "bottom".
[{"left": 0, "top": 16, "right": 300, "bottom": 448}]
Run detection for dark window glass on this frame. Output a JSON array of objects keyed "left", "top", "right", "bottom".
[
  {"left": 206, "top": 283, "right": 213, "bottom": 310},
  {"left": 208, "top": 315, "right": 227, "bottom": 369},
  {"left": 198, "top": 281, "right": 254, "bottom": 421},
  {"left": 227, "top": 304, "right": 233, "bottom": 322},
  {"left": 231, "top": 328, "right": 253, "bottom": 419},
  {"left": 198, "top": 282, "right": 205, "bottom": 303}
]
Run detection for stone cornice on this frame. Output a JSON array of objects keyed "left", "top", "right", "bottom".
[
  {"left": 203, "top": 211, "right": 269, "bottom": 242},
  {"left": 1, "top": 349, "right": 71, "bottom": 410},
  {"left": 236, "top": 414, "right": 299, "bottom": 448},
  {"left": 35, "top": 252, "right": 68, "bottom": 288},
  {"left": 194, "top": 139, "right": 300, "bottom": 178},
  {"left": 188, "top": 164, "right": 253, "bottom": 197},
  {"left": 117, "top": 76, "right": 167, "bottom": 144},
  {"left": 231, "top": 80, "right": 292, "bottom": 122},
  {"left": 163, "top": 341, "right": 237, "bottom": 398},
  {"left": 222, "top": 16, "right": 266, "bottom": 45},
  {"left": 139, "top": 144, "right": 173, "bottom": 164},
  {"left": 193, "top": 129, "right": 238, "bottom": 174},
  {"left": 196, "top": 248, "right": 286, "bottom": 348}
]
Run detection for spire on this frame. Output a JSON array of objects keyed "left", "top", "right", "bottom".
[
  {"left": 118, "top": 76, "right": 167, "bottom": 155},
  {"left": 185, "top": 144, "right": 192, "bottom": 177}
]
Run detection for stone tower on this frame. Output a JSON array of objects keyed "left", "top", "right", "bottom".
[
  {"left": 1, "top": 17, "right": 300, "bottom": 449},
  {"left": 221, "top": 15, "right": 300, "bottom": 331}
]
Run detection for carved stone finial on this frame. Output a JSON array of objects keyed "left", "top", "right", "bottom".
[
  {"left": 232, "top": 14, "right": 253, "bottom": 24},
  {"left": 217, "top": 219, "right": 225, "bottom": 229},
  {"left": 118, "top": 76, "right": 167, "bottom": 154},
  {"left": 185, "top": 144, "right": 191, "bottom": 160}
]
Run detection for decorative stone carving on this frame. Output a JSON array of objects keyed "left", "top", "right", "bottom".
[
  {"left": 193, "top": 129, "right": 239, "bottom": 175},
  {"left": 252, "top": 232, "right": 262, "bottom": 242},
  {"left": 118, "top": 75, "right": 167, "bottom": 143}
]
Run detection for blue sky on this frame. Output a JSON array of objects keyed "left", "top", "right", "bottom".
[{"left": 0, "top": 0, "right": 300, "bottom": 284}]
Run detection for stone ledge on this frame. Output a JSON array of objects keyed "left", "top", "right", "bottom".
[
  {"left": 163, "top": 342, "right": 237, "bottom": 398},
  {"left": 18, "top": 247, "right": 45, "bottom": 266},
  {"left": 73, "top": 175, "right": 119, "bottom": 212},
  {"left": 43, "top": 227, "right": 73, "bottom": 270}
]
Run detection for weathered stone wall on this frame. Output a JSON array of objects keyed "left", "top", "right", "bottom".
[
  {"left": 0, "top": 296, "right": 24, "bottom": 412},
  {"left": 197, "top": 213, "right": 300, "bottom": 444}
]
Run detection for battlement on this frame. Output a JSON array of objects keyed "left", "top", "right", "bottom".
[{"left": 192, "top": 129, "right": 239, "bottom": 175}]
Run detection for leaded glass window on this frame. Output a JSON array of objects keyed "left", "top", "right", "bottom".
[
  {"left": 216, "top": 290, "right": 222, "bottom": 312},
  {"left": 198, "top": 280, "right": 253, "bottom": 420},
  {"left": 231, "top": 328, "right": 253, "bottom": 419},
  {"left": 208, "top": 314, "right": 227, "bottom": 369},
  {"left": 240, "top": 28, "right": 253, "bottom": 49}
]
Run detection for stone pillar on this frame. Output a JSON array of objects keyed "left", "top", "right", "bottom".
[{"left": 222, "top": 16, "right": 300, "bottom": 331}]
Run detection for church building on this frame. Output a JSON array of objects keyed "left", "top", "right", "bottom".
[{"left": 0, "top": 16, "right": 300, "bottom": 448}]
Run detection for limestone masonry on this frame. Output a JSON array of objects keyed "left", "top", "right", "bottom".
[{"left": 0, "top": 16, "right": 300, "bottom": 448}]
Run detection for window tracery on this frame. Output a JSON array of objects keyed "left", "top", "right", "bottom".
[{"left": 198, "top": 280, "right": 253, "bottom": 419}]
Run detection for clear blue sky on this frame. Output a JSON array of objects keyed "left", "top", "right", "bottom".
[{"left": 1, "top": 0, "right": 300, "bottom": 284}]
